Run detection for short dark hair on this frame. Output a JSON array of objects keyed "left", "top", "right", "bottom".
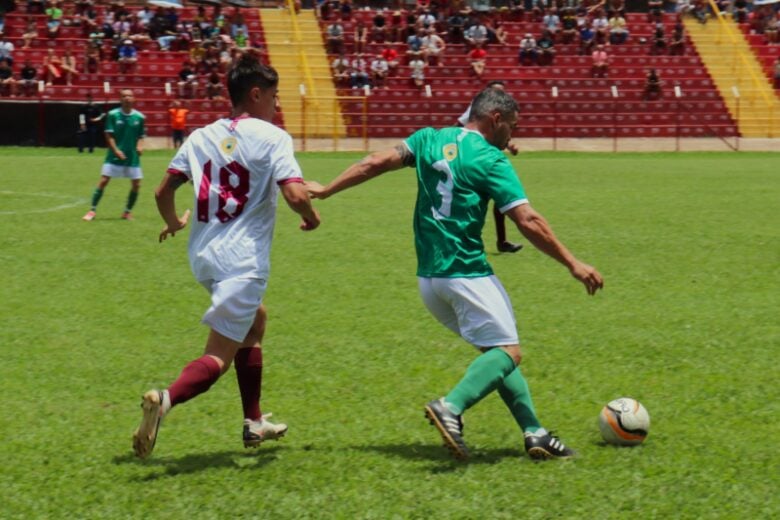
[
  {"left": 227, "top": 51, "right": 279, "bottom": 106},
  {"left": 468, "top": 88, "right": 518, "bottom": 122},
  {"left": 486, "top": 80, "right": 504, "bottom": 88}
]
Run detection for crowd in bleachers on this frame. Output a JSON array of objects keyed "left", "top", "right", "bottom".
[{"left": 0, "top": 0, "right": 266, "bottom": 97}]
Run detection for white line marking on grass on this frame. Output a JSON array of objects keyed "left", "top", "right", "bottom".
[{"left": 0, "top": 191, "right": 88, "bottom": 215}]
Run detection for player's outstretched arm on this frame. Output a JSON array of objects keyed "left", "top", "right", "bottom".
[
  {"left": 155, "top": 173, "right": 190, "bottom": 242},
  {"left": 506, "top": 203, "right": 604, "bottom": 295},
  {"left": 280, "top": 181, "right": 320, "bottom": 231},
  {"left": 306, "top": 144, "right": 413, "bottom": 200}
]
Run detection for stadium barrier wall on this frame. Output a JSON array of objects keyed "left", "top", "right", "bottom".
[{"left": 0, "top": 101, "right": 115, "bottom": 147}]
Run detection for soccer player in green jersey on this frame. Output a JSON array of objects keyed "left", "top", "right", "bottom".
[
  {"left": 306, "top": 88, "right": 603, "bottom": 461},
  {"left": 82, "top": 89, "right": 145, "bottom": 221}
]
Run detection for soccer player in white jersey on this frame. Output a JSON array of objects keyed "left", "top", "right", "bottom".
[
  {"left": 306, "top": 88, "right": 603, "bottom": 461},
  {"left": 132, "top": 51, "right": 320, "bottom": 459}
]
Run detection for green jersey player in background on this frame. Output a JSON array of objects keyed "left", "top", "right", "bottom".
[
  {"left": 306, "top": 88, "right": 603, "bottom": 461},
  {"left": 82, "top": 89, "right": 145, "bottom": 221}
]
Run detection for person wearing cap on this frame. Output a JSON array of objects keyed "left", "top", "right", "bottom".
[{"left": 117, "top": 38, "right": 137, "bottom": 73}]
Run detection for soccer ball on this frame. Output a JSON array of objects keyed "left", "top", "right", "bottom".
[{"left": 599, "top": 397, "right": 650, "bottom": 446}]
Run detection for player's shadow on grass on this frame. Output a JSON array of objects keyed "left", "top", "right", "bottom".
[
  {"left": 113, "top": 447, "right": 283, "bottom": 481},
  {"left": 358, "top": 442, "right": 522, "bottom": 472}
]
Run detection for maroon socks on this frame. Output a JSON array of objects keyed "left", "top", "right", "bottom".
[
  {"left": 234, "top": 347, "right": 263, "bottom": 421},
  {"left": 167, "top": 355, "right": 222, "bottom": 407}
]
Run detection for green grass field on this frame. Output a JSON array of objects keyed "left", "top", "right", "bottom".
[{"left": 0, "top": 148, "right": 778, "bottom": 518}]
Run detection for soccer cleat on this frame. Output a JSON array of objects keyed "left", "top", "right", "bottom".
[
  {"left": 121, "top": 211, "right": 133, "bottom": 220},
  {"left": 243, "top": 413, "right": 288, "bottom": 448},
  {"left": 424, "top": 398, "right": 469, "bottom": 460},
  {"left": 497, "top": 241, "right": 523, "bottom": 253},
  {"left": 133, "top": 390, "right": 164, "bottom": 459},
  {"left": 82, "top": 210, "right": 96, "bottom": 221},
  {"left": 524, "top": 428, "right": 575, "bottom": 460}
]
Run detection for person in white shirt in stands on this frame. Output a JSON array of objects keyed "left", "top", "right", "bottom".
[
  {"left": 370, "top": 53, "right": 389, "bottom": 89},
  {"left": 422, "top": 26, "right": 446, "bottom": 66},
  {"left": 132, "top": 51, "right": 320, "bottom": 460}
]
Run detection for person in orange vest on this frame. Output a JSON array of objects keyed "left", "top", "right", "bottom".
[{"left": 168, "top": 99, "right": 189, "bottom": 148}]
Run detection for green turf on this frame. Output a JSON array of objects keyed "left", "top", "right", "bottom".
[{"left": 0, "top": 148, "right": 778, "bottom": 518}]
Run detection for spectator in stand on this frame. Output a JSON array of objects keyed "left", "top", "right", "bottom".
[
  {"left": 168, "top": 99, "right": 189, "bottom": 148},
  {"left": 669, "top": 21, "right": 686, "bottom": 55},
  {"left": 447, "top": 9, "right": 466, "bottom": 44},
  {"left": 487, "top": 19, "right": 509, "bottom": 46},
  {"left": 177, "top": 60, "right": 198, "bottom": 98},
  {"left": 409, "top": 54, "right": 426, "bottom": 89},
  {"left": 331, "top": 52, "right": 350, "bottom": 85},
  {"left": 609, "top": 12, "right": 629, "bottom": 44},
  {"left": 648, "top": 0, "right": 663, "bottom": 23},
  {"left": 518, "top": 32, "right": 539, "bottom": 65},
  {"left": 113, "top": 13, "right": 131, "bottom": 41},
  {"left": 0, "top": 58, "right": 15, "bottom": 96},
  {"left": 691, "top": 0, "right": 708, "bottom": 24},
  {"left": 422, "top": 26, "right": 446, "bottom": 66},
  {"left": 733, "top": 0, "right": 748, "bottom": 24},
  {"left": 643, "top": 68, "right": 663, "bottom": 100},
  {"left": 205, "top": 67, "right": 224, "bottom": 99},
  {"left": 774, "top": 58, "right": 780, "bottom": 89},
  {"left": 354, "top": 20, "right": 368, "bottom": 54},
  {"left": 575, "top": 6, "right": 589, "bottom": 31},
  {"left": 136, "top": 4, "right": 153, "bottom": 30},
  {"left": 560, "top": 7, "right": 578, "bottom": 44},
  {"left": 230, "top": 9, "right": 247, "bottom": 39},
  {"left": 235, "top": 27, "right": 248, "bottom": 48},
  {"left": 651, "top": 23, "right": 667, "bottom": 55},
  {"left": 61, "top": 47, "right": 79, "bottom": 85},
  {"left": 117, "top": 39, "right": 137, "bottom": 73},
  {"left": 0, "top": 13, "right": 4, "bottom": 38},
  {"left": 22, "top": 18, "right": 38, "bottom": 49},
  {"left": 537, "top": 29, "right": 556, "bottom": 65},
  {"left": 371, "top": 10, "right": 387, "bottom": 43},
  {"left": 469, "top": 43, "right": 487, "bottom": 80},
  {"left": 387, "top": 10, "right": 405, "bottom": 43},
  {"left": 340, "top": 0, "right": 352, "bottom": 21},
  {"left": 0, "top": 34, "right": 13, "bottom": 65},
  {"left": 46, "top": 1, "right": 64, "bottom": 39},
  {"left": 765, "top": 12, "right": 778, "bottom": 44},
  {"left": 542, "top": 8, "right": 561, "bottom": 40},
  {"left": 406, "top": 27, "right": 427, "bottom": 63},
  {"left": 18, "top": 59, "right": 38, "bottom": 96},
  {"left": 381, "top": 45, "right": 399, "bottom": 75},
  {"left": 350, "top": 52, "right": 370, "bottom": 89},
  {"left": 465, "top": 18, "right": 488, "bottom": 50},
  {"left": 326, "top": 20, "right": 344, "bottom": 54},
  {"left": 591, "top": 44, "right": 609, "bottom": 77},
  {"left": 80, "top": 2, "right": 98, "bottom": 36},
  {"left": 591, "top": 9, "right": 609, "bottom": 44},
  {"left": 370, "top": 53, "right": 389, "bottom": 89},
  {"left": 579, "top": 24, "right": 595, "bottom": 55},
  {"left": 44, "top": 48, "right": 63, "bottom": 85},
  {"left": 78, "top": 93, "right": 103, "bottom": 153}
]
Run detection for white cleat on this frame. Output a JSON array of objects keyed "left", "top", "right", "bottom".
[{"left": 243, "top": 413, "right": 288, "bottom": 448}]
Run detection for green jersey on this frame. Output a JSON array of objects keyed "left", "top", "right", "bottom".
[
  {"left": 404, "top": 127, "right": 528, "bottom": 278},
  {"left": 104, "top": 108, "right": 145, "bottom": 167}
]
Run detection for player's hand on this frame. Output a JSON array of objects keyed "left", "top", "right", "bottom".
[
  {"left": 116, "top": 150, "right": 127, "bottom": 160},
  {"left": 159, "top": 209, "right": 191, "bottom": 243},
  {"left": 304, "top": 181, "right": 328, "bottom": 200},
  {"left": 300, "top": 209, "right": 320, "bottom": 231},
  {"left": 136, "top": 147, "right": 143, "bottom": 156},
  {"left": 570, "top": 261, "right": 604, "bottom": 295},
  {"left": 506, "top": 141, "right": 519, "bottom": 156}
]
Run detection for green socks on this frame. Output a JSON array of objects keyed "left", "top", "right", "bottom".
[
  {"left": 126, "top": 190, "right": 139, "bottom": 212},
  {"left": 90, "top": 188, "right": 104, "bottom": 210},
  {"left": 444, "top": 348, "right": 516, "bottom": 415},
  {"left": 497, "top": 368, "right": 542, "bottom": 434}
]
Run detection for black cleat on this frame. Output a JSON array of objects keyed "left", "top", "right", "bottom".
[
  {"left": 497, "top": 241, "right": 523, "bottom": 253},
  {"left": 524, "top": 429, "right": 575, "bottom": 460},
  {"left": 424, "top": 398, "right": 469, "bottom": 460}
]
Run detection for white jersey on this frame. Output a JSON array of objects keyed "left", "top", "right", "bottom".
[{"left": 166, "top": 115, "right": 302, "bottom": 282}]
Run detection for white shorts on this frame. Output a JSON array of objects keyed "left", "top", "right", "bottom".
[
  {"left": 199, "top": 277, "right": 267, "bottom": 343},
  {"left": 101, "top": 163, "right": 143, "bottom": 179},
  {"left": 418, "top": 275, "right": 519, "bottom": 348}
]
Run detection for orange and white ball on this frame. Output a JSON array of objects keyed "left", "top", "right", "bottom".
[{"left": 599, "top": 397, "right": 650, "bottom": 446}]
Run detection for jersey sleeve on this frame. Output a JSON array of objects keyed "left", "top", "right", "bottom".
[
  {"left": 403, "top": 127, "right": 434, "bottom": 157},
  {"left": 166, "top": 135, "right": 193, "bottom": 180},
  {"left": 270, "top": 133, "right": 303, "bottom": 185},
  {"left": 482, "top": 154, "right": 528, "bottom": 213},
  {"left": 138, "top": 115, "right": 146, "bottom": 138},
  {"left": 104, "top": 111, "right": 116, "bottom": 133}
]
